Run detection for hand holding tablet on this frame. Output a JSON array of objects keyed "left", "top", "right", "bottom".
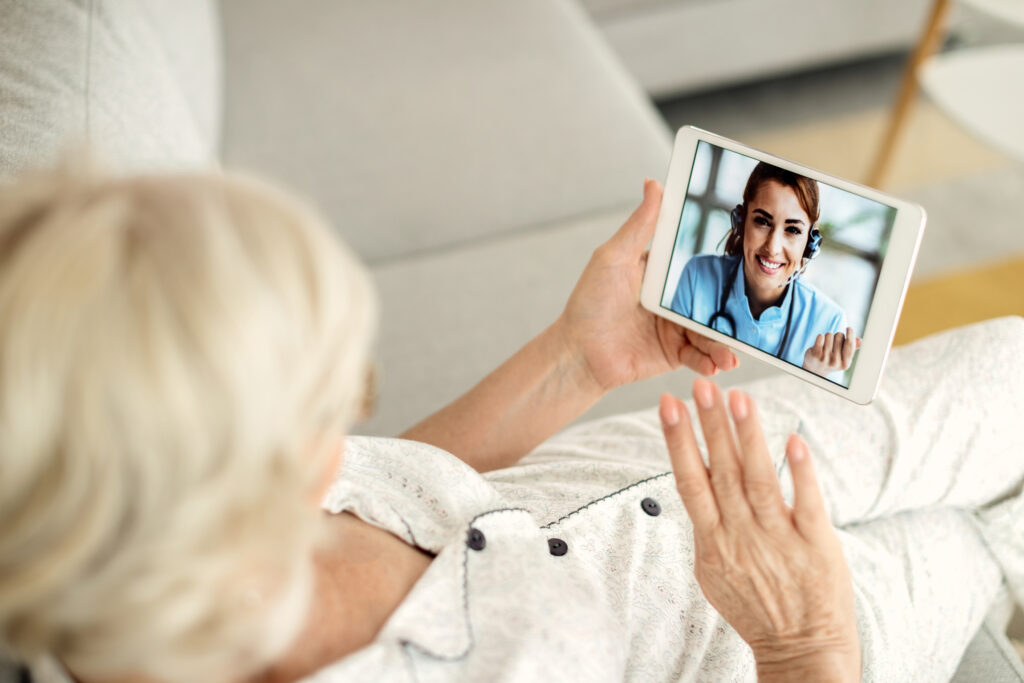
[{"left": 641, "top": 127, "right": 926, "bottom": 403}]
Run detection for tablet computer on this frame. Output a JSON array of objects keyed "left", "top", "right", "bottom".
[{"left": 640, "top": 126, "right": 926, "bottom": 404}]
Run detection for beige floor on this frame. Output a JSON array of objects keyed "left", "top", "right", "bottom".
[{"left": 743, "top": 97, "right": 1012, "bottom": 193}]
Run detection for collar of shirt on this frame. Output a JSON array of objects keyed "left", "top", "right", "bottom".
[
  {"left": 725, "top": 256, "right": 795, "bottom": 355},
  {"left": 323, "top": 437, "right": 507, "bottom": 554},
  {"left": 729, "top": 255, "right": 795, "bottom": 325},
  {"left": 319, "top": 437, "right": 510, "bottom": 662}
]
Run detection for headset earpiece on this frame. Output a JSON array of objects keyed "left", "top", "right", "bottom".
[
  {"left": 730, "top": 205, "right": 744, "bottom": 234},
  {"left": 783, "top": 225, "right": 823, "bottom": 289},
  {"left": 805, "top": 227, "right": 822, "bottom": 260}
]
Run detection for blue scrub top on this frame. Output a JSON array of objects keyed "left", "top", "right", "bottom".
[{"left": 670, "top": 254, "right": 849, "bottom": 382}]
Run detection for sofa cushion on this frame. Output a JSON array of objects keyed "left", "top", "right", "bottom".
[
  {"left": 220, "top": 0, "right": 671, "bottom": 264},
  {"left": 0, "top": 0, "right": 221, "bottom": 178}
]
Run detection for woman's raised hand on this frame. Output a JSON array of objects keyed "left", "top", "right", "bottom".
[
  {"left": 660, "top": 379, "right": 861, "bottom": 682},
  {"left": 558, "top": 179, "right": 738, "bottom": 392},
  {"left": 802, "top": 327, "right": 861, "bottom": 376}
]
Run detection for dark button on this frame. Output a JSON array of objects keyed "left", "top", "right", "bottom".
[
  {"left": 467, "top": 527, "right": 486, "bottom": 551},
  {"left": 641, "top": 497, "right": 662, "bottom": 516},
  {"left": 548, "top": 537, "right": 568, "bottom": 556}
]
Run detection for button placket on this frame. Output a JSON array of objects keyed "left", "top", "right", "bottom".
[
  {"left": 547, "top": 537, "right": 568, "bottom": 556},
  {"left": 640, "top": 497, "right": 661, "bottom": 516},
  {"left": 467, "top": 527, "right": 486, "bottom": 551}
]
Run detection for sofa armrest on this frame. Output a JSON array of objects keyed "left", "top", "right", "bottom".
[
  {"left": 0, "top": 0, "right": 221, "bottom": 177},
  {"left": 952, "top": 615, "right": 1024, "bottom": 683}
]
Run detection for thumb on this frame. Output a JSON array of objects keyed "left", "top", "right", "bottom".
[{"left": 613, "top": 178, "right": 663, "bottom": 255}]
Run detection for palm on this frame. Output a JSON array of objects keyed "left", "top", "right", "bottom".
[
  {"left": 802, "top": 349, "right": 832, "bottom": 376},
  {"left": 563, "top": 259, "right": 672, "bottom": 389},
  {"left": 801, "top": 330, "right": 860, "bottom": 376},
  {"left": 560, "top": 181, "right": 737, "bottom": 390}
]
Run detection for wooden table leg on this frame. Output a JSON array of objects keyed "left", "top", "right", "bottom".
[{"left": 866, "top": 0, "right": 953, "bottom": 189}]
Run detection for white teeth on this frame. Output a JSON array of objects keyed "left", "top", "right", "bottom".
[{"left": 757, "top": 256, "right": 782, "bottom": 270}]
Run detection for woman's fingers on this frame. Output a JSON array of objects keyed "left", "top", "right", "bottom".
[
  {"left": 670, "top": 324, "right": 741, "bottom": 377},
  {"left": 693, "top": 378, "right": 753, "bottom": 523},
  {"left": 669, "top": 322, "right": 719, "bottom": 377},
  {"left": 660, "top": 393, "right": 720, "bottom": 536},
  {"left": 831, "top": 332, "right": 845, "bottom": 364},
  {"left": 728, "top": 390, "right": 789, "bottom": 532},
  {"left": 840, "top": 328, "right": 855, "bottom": 368},
  {"left": 786, "top": 434, "right": 833, "bottom": 544},
  {"left": 709, "top": 344, "right": 740, "bottom": 373},
  {"left": 809, "top": 329, "right": 862, "bottom": 371},
  {"left": 813, "top": 334, "right": 825, "bottom": 360},
  {"left": 677, "top": 345, "right": 718, "bottom": 377},
  {"left": 684, "top": 328, "right": 739, "bottom": 372}
]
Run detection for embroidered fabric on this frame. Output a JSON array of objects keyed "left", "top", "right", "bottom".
[{"left": 314, "top": 317, "right": 1024, "bottom": 682}]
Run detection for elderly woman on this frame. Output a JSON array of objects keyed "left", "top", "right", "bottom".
[{"left": 0, "top": 164, "right": 1022, "bottom": 682}]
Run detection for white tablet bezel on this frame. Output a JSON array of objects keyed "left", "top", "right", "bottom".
[{"left": 640, "top": 126, "right": 926, "bottom": 404}]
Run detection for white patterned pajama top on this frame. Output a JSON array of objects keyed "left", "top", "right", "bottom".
[{"left": 309, "top": 317, "right": 1024, "bottom": 682}]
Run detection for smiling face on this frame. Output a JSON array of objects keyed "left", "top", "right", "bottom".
[{"left": 741, "top": 179, "right": 811, "bottom": 313}]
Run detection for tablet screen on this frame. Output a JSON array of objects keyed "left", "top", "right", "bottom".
[{"left": 659, "top": 140, "right": 897, "bottom": 388}]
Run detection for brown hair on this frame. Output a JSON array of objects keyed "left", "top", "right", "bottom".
[{"left": 723, "top": 162, "right": 820, "bottom": 257}]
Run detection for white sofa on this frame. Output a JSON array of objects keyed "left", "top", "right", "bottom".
[{"left": 0, "top": 1, "right": 1020, "bottom": 680}]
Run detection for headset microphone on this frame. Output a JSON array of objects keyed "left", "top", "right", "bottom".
[{"left": 778, "top": 259, "right": 811, "bottom": 289}]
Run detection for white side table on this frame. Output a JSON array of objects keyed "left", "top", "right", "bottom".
[
  {"left": 867, "top": 0, "right": 1024, "bottom": 187},
  {"left": 955, "top": 0, "right": 1024, "bottom": 26},
  {"left": 919, "top": 45, "right": 1024, "bottom": 163}
]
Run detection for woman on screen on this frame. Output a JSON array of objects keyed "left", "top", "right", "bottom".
[{"left": 671, "top": 162, "right": 860, "bottom": 381}]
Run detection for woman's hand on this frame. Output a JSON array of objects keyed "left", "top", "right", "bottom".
[
  {"left": 660, "top": 379, "right": 861, "bottom": 682},
  {"left": 557, "top": 179, "right": 738, "bottom": 392},
  {"left": 802, "top": 328, "right": 861, "bottom": 376},
  {"left": 402, "top": 180, "right": 738, "bottom": 472}
]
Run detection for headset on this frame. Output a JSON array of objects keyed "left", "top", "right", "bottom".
[{"left": 706, "top": 204, "right": 823, "bottom": 359}]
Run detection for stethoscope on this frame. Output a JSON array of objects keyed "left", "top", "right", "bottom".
[{"left": 707, "top": 256, "right": 797, "bottom": 360}]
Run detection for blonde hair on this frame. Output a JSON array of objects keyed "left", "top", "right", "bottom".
[{"left": 0, "top": 159, "right": 377, "bottom": 679}]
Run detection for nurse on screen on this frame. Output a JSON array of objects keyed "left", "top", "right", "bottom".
[{"left": 670, "top": 162, "right": 860, "bottom": 382}]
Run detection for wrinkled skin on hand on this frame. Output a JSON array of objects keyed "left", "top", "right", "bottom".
[
  {"left": 559, "top": 180, "right": 738, "bottom": 392},
  {"left": 660, "top": 379, "right": 861, "bottom": 682}
]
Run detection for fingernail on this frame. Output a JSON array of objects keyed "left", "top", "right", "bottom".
[
  {"left": 788, "top": 435, "right": 805, "bottom": 462},
  {"left": 729, "top": 390, "right": 748, "bottom": 420},
  {"left": 693, "top": 378, "right": 714, "bottom": 409},
  {"left": 660, "top": 394, "right": 679, "bottom": 426},
  {"left": 642, "top": 178, "right": 651, "bottom": 198}
]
